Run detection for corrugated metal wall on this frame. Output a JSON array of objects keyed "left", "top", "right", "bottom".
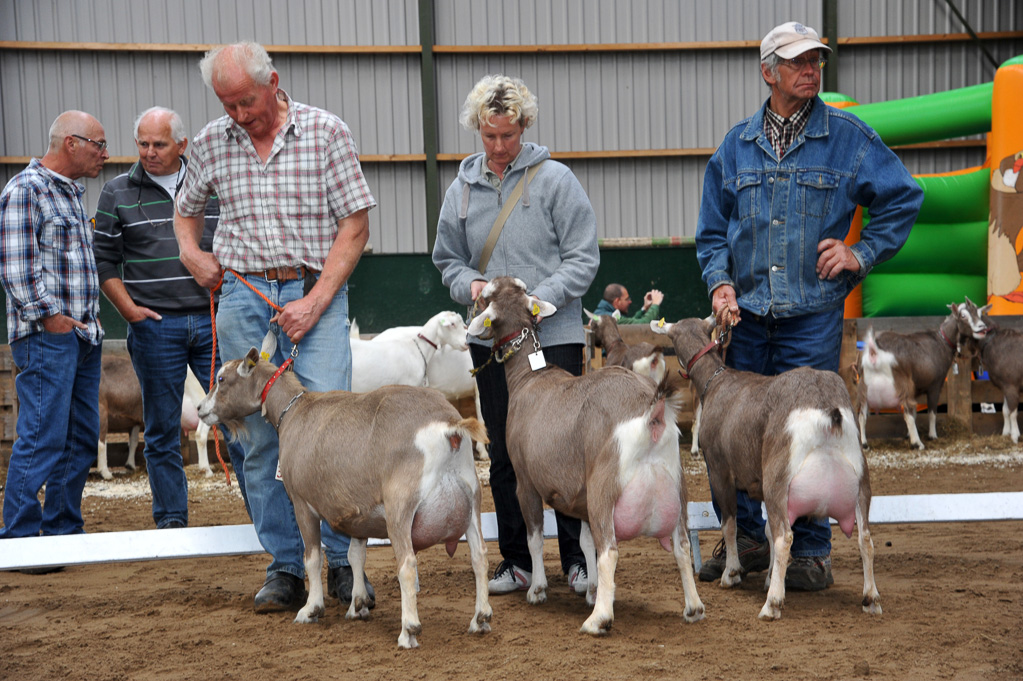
[{"left": 1, "top": 0, "right": 1021, "bottom": 252}]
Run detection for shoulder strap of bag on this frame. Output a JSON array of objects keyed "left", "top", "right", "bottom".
[{"left": 477, "top": 160, "right": 547, "bottom": 275}]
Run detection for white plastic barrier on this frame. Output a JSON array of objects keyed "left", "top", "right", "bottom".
[{"left": 1, "top": 492, "right": 1020, "bottom": 572}]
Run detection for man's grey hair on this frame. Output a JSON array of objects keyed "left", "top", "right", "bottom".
[
  {"left": 133, "top": 106, "right": 187, "bottom": 143},
  {"left": 761, "top": 53, "right": 782, "bottom": 85},
  {"left": 459, "top": 74, "right": 538, "bottom": 132},
  {"left": 199, "top": 41, "right": 275, "bottom": 90}
]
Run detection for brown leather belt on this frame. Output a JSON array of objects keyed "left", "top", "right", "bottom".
[{"left": 244, "top": 265, "right": 318, "bottom": 282}]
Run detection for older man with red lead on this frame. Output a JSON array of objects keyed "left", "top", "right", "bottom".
[
  {"left": 174, "top": 42, "right": 376, "bottom": 614},
  {"left": 694, "top": 22, "right": 923, "bottom": 590}
]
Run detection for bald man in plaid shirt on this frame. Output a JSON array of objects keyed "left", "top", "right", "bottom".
[
  {"left": 175, "top": 42, "right": 376, "bottom": 614},
  {"left": 0, "top": 110, "right": 109, "bottom": 552}
]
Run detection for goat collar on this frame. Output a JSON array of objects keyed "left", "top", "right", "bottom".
[
  {"left": 260, "top": 357, "right": 294, "bottom": 404},
  {"left": 938, "top": 326, "right": 957, "bottom": 351},
  {"left": 274, "top": 390, "right": 306, "bottom": 430},
  {"left": 679, "top": 323, "right": 733, "bottom": 379},
  {"left": 416, "top": 333, "right": 438, "bottom": 349}
]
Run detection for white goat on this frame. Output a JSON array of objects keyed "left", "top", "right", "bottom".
[
  {"left": 351, "top": 311, "right": 469, "bottom": 392},
  {"left": 467, "top": 277, "right": 705, "bottom": 635},
  {"left": 364, "top": 313, "right": 488, "bottom": 460},
  {"left": 196, "top": 348, "right": 492, "bottom": 649},
  {"left": 653, "top": 317, "right": 880, "bottom": 621}
]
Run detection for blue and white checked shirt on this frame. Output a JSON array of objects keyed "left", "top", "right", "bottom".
[{"left": 0, "top": 159, "right": 103, "bottom": 344}]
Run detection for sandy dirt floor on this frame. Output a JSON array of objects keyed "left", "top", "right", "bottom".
[{"left": 1, "top": 434, "right": 1022, "bottom": 681}]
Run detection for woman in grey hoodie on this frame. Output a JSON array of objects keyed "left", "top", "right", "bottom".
[{"left": 433, "top": 74, "right": 600, "bottom": 597}]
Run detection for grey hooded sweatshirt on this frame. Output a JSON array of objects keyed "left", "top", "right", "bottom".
[{"left": 433, "top": 142, "right": 599, "bottom": 348}]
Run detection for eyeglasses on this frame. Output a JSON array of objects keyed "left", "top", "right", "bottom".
[
  {"left": 71, "top": 134, "right": 108, "bottom": 151},
  {"left": 781, "top": 56, "right": 828, "bottom": 71}
]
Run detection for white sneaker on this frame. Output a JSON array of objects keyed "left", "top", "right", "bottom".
[
  {"left": 488, "top": 561, "right": 531, "bottom": 594},
  {"left": 567, "top": 563, "right": 588, "bottom": 596}
]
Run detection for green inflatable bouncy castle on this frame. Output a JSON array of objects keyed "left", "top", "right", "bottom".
[{"left": 824, "top": 54, "right": 1023, "bottom": 318}]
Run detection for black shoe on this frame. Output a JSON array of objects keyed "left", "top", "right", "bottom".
[
  {"left": 327, "top": 564, "right": 376, "bottom": 609},
  {"left": 161, "top": 520, "right": 186, "bottom": 529},
  {"left": 698, "top": 531, "right": 771, "bottom": 582},
  {"left": 19, "top": 566, "right": 65, "bottom": 575},
  {"left": 785, "top": 555, "right": 833, "bottom": 592},
  {"left": 253, "top": 572, "right": 307, "bottom": 613}
]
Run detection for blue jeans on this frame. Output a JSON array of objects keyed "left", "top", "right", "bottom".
[
  {"left": 127, "top": 313, "right": 248, "bottom": 528},
  {"left": 710, "top": 305, "right": 844, "bottom": 558},
  {"left": 1, "top": 332, "right": 101, "bottom": 538},
  {"left": 216, "top": 270, "right": 352, "bottom": 579}
]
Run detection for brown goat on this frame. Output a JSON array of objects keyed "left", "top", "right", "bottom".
[
  {"left": 653, "top": 317, "right": 880, "bottom": 621},
  {"left": 855, "top": 307, "right": 968, "bottom": 449},
  {"left": 585, "top": 310, "right": 667, "bottom": 382},
  {"left": 467, "top": 277, "right": 704, "bottom": 635},
  {"left": 957, "top": 296, "right": 1023, "bottom": 442},
  {"left": 196, "top": 349, "right": 492, "bottom": 649},
  {"left": 97, "top": 354, "right": 144, "bottom": 480}
]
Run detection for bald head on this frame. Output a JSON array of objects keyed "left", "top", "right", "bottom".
[{"left": 43, "top": 110, "right": 108, "bottom": 180}]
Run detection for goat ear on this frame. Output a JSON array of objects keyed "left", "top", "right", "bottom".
[
  {"left": 529, "top": 298, "right": 558, "bottom": 319},
  {"left": 650, "top": 318, "right": 672, "bottom": 335},
  {"left": 979, "top": 303, "right": 993, "bottom": 316},
  {"left": 611, "top": 309, "right": 621, "bottom": 320},
  {"left": 467, "top": 304, "right": 496, "bottom": 336},
  {"left": 583, "top": 308, "right": 595, "bottom": 321},
  {"left": 259, "top": 330, "right": 277, "bottom": 361},
  {"left": 239, "top": 347, "right": 260, "bottom": 377}
]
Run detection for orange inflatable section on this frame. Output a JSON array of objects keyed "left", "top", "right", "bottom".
[{"left": 986, "top": 63, "right": 1023, "bottom": 315}]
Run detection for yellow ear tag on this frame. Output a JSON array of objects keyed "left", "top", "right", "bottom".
[
  {"left": 532, "top": 303, "right": 540, "bottom": 316},
  {"left": 483, "top": 318, "right": 491, "bottom": 328},
  {"left": 657, "top": 318, "right": 665, "bottom": 328},
  {"left": 259, "top": 352, "right": 270, "bottom": 361}
]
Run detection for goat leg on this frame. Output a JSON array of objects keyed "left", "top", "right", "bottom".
[
  {"left": 759, "top": 509, "right": 792, "bottom": 622},
  {"left": 579, "top": 522, "right": 598, "bottom": 606},
  {"left": 670, "top": 523, "right": 705, "bottom": 623},
  {"left": 517, "top": 486, "right": 549, "bottom": 605},
  {"left": 294, "top": 504, "right": 325, "bottom": 624},
  {"left": 126, "top": 425, "right": 140, "bottom": 471},
  {"left": 856, "top": 488, "right": 882, "bottom": 615},
  {"left": 392, "top": 534, "right": 421, "bottom": 649},
  {"left": 580, "top": 521, "right": 617, "bottom": 636},
  {"left": 463, "top": 508, "right": 493, "bottom": 635},
  {"left": 345, "top": 538, "right": 373, "bottom": 620},
  {"left": 901, "top": 396, "right": 925, "bottom": 450}
]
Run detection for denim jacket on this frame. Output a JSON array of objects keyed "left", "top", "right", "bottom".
[{"left": 696, "top": 97, "right": 923, "bottom": 318}]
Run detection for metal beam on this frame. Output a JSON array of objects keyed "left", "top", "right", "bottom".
[{"left": 418, "top": 0, "right": 441, "bottom": 251}]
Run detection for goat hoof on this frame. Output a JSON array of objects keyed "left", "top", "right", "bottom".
[
  {"left": 580, "top": 616, "right": 613, "bottom": 636},
  {"left": 862, "top": 596, "right": 882, "bottom": 615},
  {"left": 345, "top": 604, "right": 371, "bottom": 621},
  {"left": 468, "top": 618, "right": 491, "bottom": 635},
  {"left": 526, "top": 587, "right": 547, "bottom": 605},
  {"left": 720, "top": 571, "right": 741, "bottom": 588},
  {"left": 100, "top": 469, "right": 113, "bottom": 481},
  {"left": 397, "top": 632, "right": 419, "bottom": 649},
  {"left": 683, "top": 605, "right": 705, "bottom": 623},
  {"left": 758, "top": 602, "right": 783, "bottom": 621},
  {"left": 293, "top": 609, "right": 321, "bottom": 624}
]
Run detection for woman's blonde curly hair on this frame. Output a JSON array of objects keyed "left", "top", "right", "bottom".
[{"left": 459, "top": 74, "right": 538, "bottom": 132}]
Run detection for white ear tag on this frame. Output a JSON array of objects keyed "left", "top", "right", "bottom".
[
  {"left": 528, "top": 349, "right": 546, "bottom": 371},
  {"left": 275, "top": 461, "right": 283, "bottom": 481}
]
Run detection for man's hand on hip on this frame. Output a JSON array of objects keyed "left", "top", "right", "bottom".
[{"left": 816, "top": 239, "right": 860, "bottom": 280}]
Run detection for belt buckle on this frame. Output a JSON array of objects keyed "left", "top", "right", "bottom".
[{"left": 263, "top": 268, "right": 278, "bottom": 282}]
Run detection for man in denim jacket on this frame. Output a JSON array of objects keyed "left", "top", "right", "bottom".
[{"left": 695, "top": 22, "right": 923, "bottom": 590}]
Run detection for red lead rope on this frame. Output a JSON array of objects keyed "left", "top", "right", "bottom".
[{"left": 206, "top": 269, "right": 290, "bottom": 486}]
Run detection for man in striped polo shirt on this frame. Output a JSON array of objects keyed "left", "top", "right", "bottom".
[{"left": 94, "top": 107, "right": 248, "bottom": 530}]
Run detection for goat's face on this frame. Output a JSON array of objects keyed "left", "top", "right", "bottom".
[
  {"left": 432, "top": 311, "right": 469, "bottom": 351},
  {"left": 197, "top": 348, "right": 265, "bottom": 429},
  {"left": 954, "top": 297, "right": 993, "bottom": 340},
  {"left": 650, "top": 317, "right": 715, "bottom": 366},
  {"left": 467, "top": 277, "right": 556, "bottom": 340},
  {"left": 584, "top": 311, "right": 619, "bottom": 348}
]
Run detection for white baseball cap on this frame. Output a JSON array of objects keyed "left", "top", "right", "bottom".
[{"left": 760, "top": 21, "right": 832, "bottom": 61}]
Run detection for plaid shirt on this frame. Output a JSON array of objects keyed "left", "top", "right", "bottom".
[
  {"left": 0, "top": 159, "right": 103, "bottom": 344},
  {"left": 763, "top": 97, "right": 815, "bottom": 160},
  {"left": 177, "top": 90, "right": 376, "bottom": 271}
]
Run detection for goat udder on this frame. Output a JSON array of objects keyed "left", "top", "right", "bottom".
[
  {"left": 787, "top": 455, "right": 860, "bottom": 538},
  {"left": 411, "top": 484, "right": 472, "bottom": 553},
  {"left": 613, "top": 471, "right": 680, "bottom": 546}
]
